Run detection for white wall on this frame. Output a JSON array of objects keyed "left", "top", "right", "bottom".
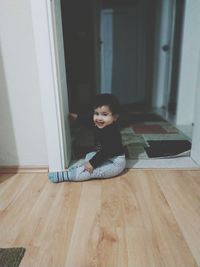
[
  {"left": 176, "top": 0, "right": 200, "bottom": 125},
  {"left": 0, "top": 0, "right": 48, "bottom": 166}
]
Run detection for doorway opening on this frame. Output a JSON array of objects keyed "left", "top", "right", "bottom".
[
  {"left": 61, "top": 0, "right": 156, "bottom": 110},
  {"left": 60, "top": 0, "right": 194, "bottom": 167}
]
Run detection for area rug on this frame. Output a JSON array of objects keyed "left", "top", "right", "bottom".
[
  {"left": 0, "top": 247, "right": 25, "bottom": 267},
  {"left": 132, "top": 124, "right": 167, "bottom": 134},
  {"left": 145, "top": 140, "right": 191, "bottom": 158}
]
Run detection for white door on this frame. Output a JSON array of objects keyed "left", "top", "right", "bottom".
[
  {"left": 100, "top": 5, "right": 146, "bottom": 104},
  {"left": 50, "top": 0, "right": 71, "bottom": 168},
  {"left": 100, "top": 9, "right": 113, "bottom": 94},
  {"left": 152, "top": 0, "right": 176, "bottom": 110}
]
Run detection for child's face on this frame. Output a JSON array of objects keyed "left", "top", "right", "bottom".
[{"left": 93, "top": 105, "right": 118, "bottom": 129}]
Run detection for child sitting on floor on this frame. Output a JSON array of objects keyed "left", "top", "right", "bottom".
[{"left": 48, "top": 93, "right": 126, "bottom": 182}]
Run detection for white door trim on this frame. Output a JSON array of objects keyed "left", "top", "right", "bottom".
[
  {"left": 50, "top": 0, "right": 71, "bottom": 168},
  {"left": 30, "top": 0, "right": 66, "bottom": 171},
  {"left": 184, "top": 0, "right": 200, "bottom": 165},
  {"left": 152, "top": 0, "right": 176, "bottom": 109}
]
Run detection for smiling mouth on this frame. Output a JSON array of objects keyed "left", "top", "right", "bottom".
[{"left": 96, "top": 121, "right": 105, "bottom": 127}]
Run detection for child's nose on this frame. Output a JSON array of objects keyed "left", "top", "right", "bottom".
[{"left": 98, "top": 115, "right": 103, "bottom": 120}]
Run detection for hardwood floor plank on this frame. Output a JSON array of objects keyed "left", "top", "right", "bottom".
[
  {"left": 97, "top": 178, "right": 128, "bottom": 267},
  {"left": 0, "top": 174, "right": 45, "bottom": 246},
  {"left": 50, "top": 183, "right": 83, "bottom": 267},
  {"left": 155, "top": 170, "right": 200, "bottom": 266},
  {"left": 19, "top": 181, "right": 82, "bottom": 267},
  {"left": 64, "top": 180, "right": 102, "bottom": 267},
  {"left": 0, "top": 174, "right": 29, "bottom": 210},
  {"left": 120, "top": 170, "right": 198, "bottom": 267},
  {"left": 13, "top": 179, "right": 64, "bottom": 246}
]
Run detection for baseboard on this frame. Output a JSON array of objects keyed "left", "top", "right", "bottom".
[{"left": 0, "top": 165, "right": 49, "bottom": 174}]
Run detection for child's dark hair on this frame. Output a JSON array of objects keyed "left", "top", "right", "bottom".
[{"left": 94, "top": 94, "right": 120, "bottom": 115}]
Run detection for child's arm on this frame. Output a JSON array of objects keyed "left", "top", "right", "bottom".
[
  {"left": 69, "top": 111, "right": 94, "bottom": 127},
  {"left": 89, "top": 150, "right": 107, "bottom": 169}
]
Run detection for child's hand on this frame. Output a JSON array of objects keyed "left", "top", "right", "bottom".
[
  {"left": 84, "top": 162, "right": 94, "bottom": 173},
  {"left": 69, "top": 113, "right": 78, "bottom": 120}
]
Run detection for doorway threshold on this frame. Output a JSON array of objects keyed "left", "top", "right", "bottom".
[
  {"left": 126, "top": 157, "right": 199, "bottom": 169},
  {"left": 70, "top": 157, "right": 199, "bottom": 170}
]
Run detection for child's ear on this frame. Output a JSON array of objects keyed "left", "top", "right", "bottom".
[{"left": 114, "top": 114, "right": 119, "bottom": 121}]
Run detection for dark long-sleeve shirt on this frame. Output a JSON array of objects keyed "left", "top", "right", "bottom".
[{"left": 76, "top": 113, "right": 124, "bottom": 168}]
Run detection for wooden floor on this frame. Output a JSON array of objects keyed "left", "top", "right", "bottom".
[{"left": 0, "top": 170, "right": 200, "bottom": 267}]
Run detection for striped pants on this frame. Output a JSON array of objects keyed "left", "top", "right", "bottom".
[{"left": 48, "top": 152, "right": 126, "bottom": 182}]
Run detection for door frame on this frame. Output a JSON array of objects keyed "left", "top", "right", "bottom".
[
  {"left": 152, "top": 0, "right": 176, "bottom": 109},
  {"left": 30, "top": 0, "right": 200, "bottom": 170},
  {"left": 30, "top": 0, "right": 68, "bottom": 171},
  {"left": 51, "top": 0, "right": 71, "bottom": 169}
]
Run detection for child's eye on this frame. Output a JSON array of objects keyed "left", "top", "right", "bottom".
[
  {"left": 103, "top": 113, "right": 108, "bottom": 116},
  {"left": 94, "top": 112, "right": 99, "bottom": 116}
]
